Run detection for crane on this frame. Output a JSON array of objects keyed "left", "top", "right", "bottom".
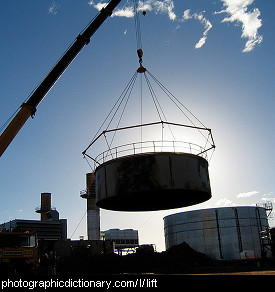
[{"left": 0, "top": 0, "right": 122, "bottom": 157}]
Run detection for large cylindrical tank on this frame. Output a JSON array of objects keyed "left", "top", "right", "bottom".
[
  {"left": 164, "top": 206, "right": 271, "bottom": 260},
  {"left": 95, "top": 152, "right": 211, "bottom": 211}
]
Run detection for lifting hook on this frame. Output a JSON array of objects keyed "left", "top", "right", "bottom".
[{"left": 137, "top": 48, "right": 146, "bottom": 73}]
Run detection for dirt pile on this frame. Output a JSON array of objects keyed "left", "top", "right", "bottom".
[{"left": 57, "top": 242, "right": 213, "bottom": 275}]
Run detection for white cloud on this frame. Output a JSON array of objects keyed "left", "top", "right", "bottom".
[
  {"left": 180, "top": 10, "right": 212, "bottom": 49},
  {"left": 216, "top": 198, "right": 234, "bottom": 207},
  {"left": 137, "top": 3, "right": 153, "bottom": 13},
  {"left": 195, "top": 37, "right": 207, "bottom": 49},
  {"left": 261, "top": 193, "right": 275, "bottom": 202},
  {"left": 236, "top": 190, "right": 259, "bottom": 198},
  {"left": 88, "top": 1, "right": 210, "bottom": 48},
  {"left": 88, "top": 1, "right": 108, "bottom": 11},
  {"left": 215, "top": 0, "right": 263, "bottom": 52},
  {"left": 112, "top": 7, "right": 134, "bottom": 18},
  {"left": 152, "top": 0, "right": 176, "bottom": 21},
  {"left": 89, "top": 0, "right": 176, "bottom": 20},
  {"left": 88, "top": 0, "right": 263, "bottom": 52},
  {"left": 49, "top": 2, "right": 58, "bottom": 15},
  {"left": 182, "top": 9, "right": 191, "bottom": 21}
]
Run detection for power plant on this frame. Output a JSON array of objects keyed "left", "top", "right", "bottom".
[{"left": 1, "top": 188, "right": 275, "bottom": 275}]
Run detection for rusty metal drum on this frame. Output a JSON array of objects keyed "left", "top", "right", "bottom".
[{"left": 95, "top": 152, "right": 211, "bottom": 211}]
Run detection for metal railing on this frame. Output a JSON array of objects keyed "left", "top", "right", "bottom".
[
  {"left": 90, "top": 140, "right": 210, "bottom": 168},
  {"left": 35, "top": 205, "right": 56, "bottom": 212}
]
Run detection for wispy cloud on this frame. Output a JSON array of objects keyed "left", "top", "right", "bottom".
[
  {"left": 49, "top": 1, "right": 58, "bottom": 15},
  {"left": 88, "top": 1, "right": 107, "bottom": 12},
  {"left": 88, "top": 0, "right": 263, "bottom": 52},
  {"left": 261, "top": 192, "right": 274, "bottom": 202},
  {"left": 215, "top": 0, "right": 263, "bottom": 52},
  {"left": 88, "top": 1, "right": 134, "bottom": 17},
  {"left": 88, "top": 1, "right": 210, "bottom": 48},
  {"left": 113, "top": 7, "right": 134, "bottom": 18},
  {"left": 180, "top": 9, "right": 212, "bottom": 49},
  {"left": 149, "top": 0, "right": 176, "bottom": 21},
  {"left": 88, "top": 0, "right": 175, "bottom": 20},
  {"left": 216, "top": 198, "right": 234, "bottom": 207},
  {"left": 236, "top": 190, "right": 259, "bottom": 198}
]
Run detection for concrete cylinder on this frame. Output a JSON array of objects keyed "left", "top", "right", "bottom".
[{"left": 86, "top": 173, "right": 100, "bottom": 240}]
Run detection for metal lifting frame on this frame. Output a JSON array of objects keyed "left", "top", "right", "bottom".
[{"left": 82, "top": 120, "right": 215, "bottom": 156}]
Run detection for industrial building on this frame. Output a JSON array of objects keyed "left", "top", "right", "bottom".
[
  {"left": 54, "top": 239, "right": 114, "bottom": 257},
  {"left": 0, "top": 193, "right": 67, "bottom": 245},
  {"left": 102, "top": 229, "right": 139, "bottom": 254},
  {"left": 164, "top": 206, "right": 272, "bottom": 261},
  {"left": 0, "top": 219, "right": 67, "bottom": 242},
  {"left": 80, "top": 174, "right": 139, "bottom": 253}
]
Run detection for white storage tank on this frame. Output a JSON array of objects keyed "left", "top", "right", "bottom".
[{"left": 164, "top": 206, "right": 272, "bottom": 260}]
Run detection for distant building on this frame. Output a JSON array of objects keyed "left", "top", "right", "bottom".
[
  {"left": 0, "top": 193, "right": 67, "bottom": 252},
  {"left": 102, "top": 229, "right": 139, "bottom": 254},
  {"left": 0, "top": 218, "right": 67, "bottom": 241}
]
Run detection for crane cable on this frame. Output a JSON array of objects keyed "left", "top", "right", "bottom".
[
  {"left": 134, "top": 0, "right": 146, "bottom": 67},
  {"left": 0, "top": 106, "right": 21, "bottom": 134},
  {"left": 97, "top": 0, "right": 147, "bottom": 153},
  {"left": 134, "top": 0, "right": 142, "bottom": 51},
  {"left": 146, "top": 70, "right": 210, "bottom": 142},
  {"left": 82, "top": 71, "right": 138, "bottom": 155},
  {"left": 83, "top": 0, "right": 215, "bottom": 162},
  {"left": 69, "top": 210, "right": 87, "bottom": 239},
  {"left": 132, "top": 0, "right": 211, "bottom": 142},
  {"left": 133, "top": 2, "right": 176, "bottom": 142}
]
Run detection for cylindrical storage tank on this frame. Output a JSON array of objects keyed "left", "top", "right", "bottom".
[
  {"left": 95, "top": 152, "right": 211, "bottom": 211},
  {"left": 164, "top": 206, "right": 271, "bottom": 260}
]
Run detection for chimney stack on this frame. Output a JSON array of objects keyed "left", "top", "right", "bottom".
[
  {"left": 36, "top": 192, "right": 53, "bottom": 221},
  {"left": 81, "top": 173, "right": 100, "bottom": 240}
]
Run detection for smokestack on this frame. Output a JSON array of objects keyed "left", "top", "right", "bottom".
[
  {"left": 36, "top": 192, "right": 52, "bottom": 221},
  {"left": 81, "top": 173, "right": 100, "bottom": 240}
]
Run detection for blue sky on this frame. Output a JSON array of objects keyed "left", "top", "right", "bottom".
[{"left": 0, "top": 0, "right": 274, "bottom": 251}]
